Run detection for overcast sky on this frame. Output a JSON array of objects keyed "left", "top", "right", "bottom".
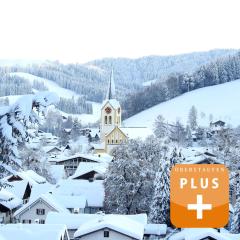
[{"left": 0, "top": 0, "right": 239, "bottom": 63}]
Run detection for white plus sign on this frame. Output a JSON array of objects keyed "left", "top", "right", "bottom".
[{"left": 187, "top": 194, "right": 212, "bottom": 219}]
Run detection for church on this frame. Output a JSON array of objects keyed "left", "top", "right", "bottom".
[{"left": 94, "top": 70, "right": 128, "bottom": 154}]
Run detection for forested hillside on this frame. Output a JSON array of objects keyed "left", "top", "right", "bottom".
[{"left": 122, "top": 51, "right": 240, "bottom": 118}]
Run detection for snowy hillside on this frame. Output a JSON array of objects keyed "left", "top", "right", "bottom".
[
  {"left": 124, "top": 80, "right": 240, "bottom": 128},
  {"left": 9, "top": 72, "right": 80, "bottom": 99}
]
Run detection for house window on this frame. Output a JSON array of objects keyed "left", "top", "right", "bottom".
[
  {"left": 116, "top": 139, "right": 118, "bottom": 143},
  {"left": 112, "top": 139, "right": 114, "bottom": 144},
  {"left": 39, "top": 219, "right": 45, "bottom": 224},
  {"left": 104, "top": 230, "right": 109, "bottom": 238},
  {"left": 36, "top": 209, "right": 45, "bottom": 215},
  {"left": 109, "top": 116, "right": 112, "bottom": 124},
  {"left": 108, "top": 139, "right": 110, "bottom": 144},
  {"left": 105, "top": 116, "right": 107, "bottom": 124},
  {"left": 28, "top": 220, "right": 31, "bottom": 224},
  {"left": 22, "top": 220, "right": 26, "bottom": 223}
]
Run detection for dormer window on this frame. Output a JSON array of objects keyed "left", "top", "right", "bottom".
[
  {"left": 105, "top": 116, "right": 107, "bottom": 124},
  {"left": 109, "top": 116, "right": 112, "bottom": 124}
]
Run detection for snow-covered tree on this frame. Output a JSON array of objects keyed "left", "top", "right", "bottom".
[
  {"left": 149, "top": 160, "right": 171, "bottom": 224},
  {"left": 154, "top": 115, "right": 169, "bottom": 139},
  {"left": 71, "top": 118, "right": 82, "bottom": 140},
  {"left": 20, "top": 146, "right": 55, "bottom": 184},
  {"left": 104, "top": 138, "right": 168, "bottom": 214},
  {"left": 231, "top": 174, "right": 240, "bottom": 233},
  {"left": 188, "top": 105, "right": 198, "bottom": 130},
  {"left": 0, "top": 92, "right": 58, "bottom": 188}
]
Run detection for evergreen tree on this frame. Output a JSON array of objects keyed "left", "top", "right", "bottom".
[
  {"left": 188, "top": 105, "right": 198, "bottom": 130},
  {"left": 149, "top": 160, "right": 170, "bottom": 224},
  {"left": 0, "top": 92, "right": 58, "bottom": 188}
]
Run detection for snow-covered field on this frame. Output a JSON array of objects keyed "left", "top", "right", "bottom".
[{"left": 124, "top": 80, "right": 240, "bottom": 129}]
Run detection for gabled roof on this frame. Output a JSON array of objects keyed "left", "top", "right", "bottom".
[
  {"left": 69, "top": 162, "right": 107, "bottom": 180},
  {"left": 14, "top": 194, "right": 69, "bottom": 217},
  {"left": 0, "top": 189, "right": 22, "bottom": 210},
  {"left": 46, "top": 213, "right": 147, "bottom": 230},
  {"left": 105, "top": 126, "right": 127, "bottom": 138},
  {"left": 74, "top": 215, "right": 144, "bottom": 240}
]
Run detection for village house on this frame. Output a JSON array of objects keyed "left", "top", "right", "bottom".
[
  {"left": 46, "top": 212, "right": 167, "bottom": 240},
  {"left": 49, "top": 154, "right": 112, "bottom": 177}
]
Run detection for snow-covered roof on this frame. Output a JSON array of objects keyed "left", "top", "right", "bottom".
[
  {"left": 74, "top": 214, "right": 144, "bottom": 239},
  {"left": 55, "top": 195, "right": 87, "bottom": 209},
  {"left": 46, "top": 213, "right": 147, "bottom": 230},
  {"left": 5, "top": 170, "right": 46, "bottom": 185},
  {"left": 53, "top": 180, "right": 104, "bottom": 207},
  {"left": 144, "top": 224, "right": 167, "bottom": 236},
  {"left": 69, "top": 162, "right": 107, "bottom": 180},
  {"left": 29, "top": 182, "right": 54, "bottom": 202},
  {"left": 0, "top": 189, "right": 22, "bottom": 210},
  {"left": 0, "top": 223, "right": 68, "bottom": 240},
  {"left": 169, "top": 228, "right": 230, "bottom": 240},
  {"left": 43, "top": 146, "right": 62, "bottom": 153},
  {"left": 51, "top": 153, "right": 112, "bottom": 164},
  {"left": 4, "top": 180, "right": 29, "bottom": 199},
  {"left": 24, "top": 170, "right": 46, "bottom": 184},
  {"left": 120, "top": 127, "right": 153, "bottom": 140},
  {"left": 14, "top": 193, "right": 69, "bottom": 217}
]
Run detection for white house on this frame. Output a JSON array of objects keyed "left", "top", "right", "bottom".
[
  {"left": 0, "top": 223, "right": 69, "bottom": 240},
  {"left": 74, "top": 214, "right": 145, "bottom": 240},
  {"left": 14, "top": 194, "right": 69, "bottom": 224},
  {"left": 46, "top": 213, "right": 148, "bottom": 239}
]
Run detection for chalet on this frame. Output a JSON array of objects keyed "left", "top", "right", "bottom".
[
  {"left": 0, "top": 224, "right": 69, "bottom": 240},
  {"left": 74, "top": 215, "right": 145, "bottom": 240},
  {"left": 49, "top": 154, "right": 112, "bottom": 177},
  {"left": 14, "top": 194, "right": 69, "bottom": 224},
  {"left": 210, "top": 120, "right": 226, "bottom": 128},
  {"left": 46, "top": 213, "right": 148, "bottom": 240}
]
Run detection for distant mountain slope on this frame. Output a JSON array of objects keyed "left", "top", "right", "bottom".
[
  {"left": 123, "top": 80, "right": 240, "bottom": 128},
  {"left": 10, "top": 72, "right": 81, "bottom": 99},
  {"left": 88, "top": 49, "right": 238, "bottom": 86}
]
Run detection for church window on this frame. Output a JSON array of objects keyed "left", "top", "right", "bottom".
[
  {"left": 116, "top": 140, "right": 118, "bottom": 143},
  {"left": 109, "top": 116, "right": 112, "bottom": 124},
  {"left": 108, "top": 139, "right": 110, "bottom": 143},
  {"left": 112, "top": 139, "right": 114, "bottom": 144},
  {"left": 105, "top": 116, "right": 107, "bottom": 124}
]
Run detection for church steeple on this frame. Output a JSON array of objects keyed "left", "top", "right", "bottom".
[{"left": 106, "top": 69, "right": 116, "bottom": 100}]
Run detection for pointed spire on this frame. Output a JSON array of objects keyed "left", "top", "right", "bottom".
[{"left": 106, "top": 69, "right": 116, "bottom": 100}]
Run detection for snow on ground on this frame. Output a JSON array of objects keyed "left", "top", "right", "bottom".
[
  {"left": 124, "top": 80, "right": 240, "bottom": 129},
  {"left": 10, "top": 72, "right": 80, "bottom": 99}
]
